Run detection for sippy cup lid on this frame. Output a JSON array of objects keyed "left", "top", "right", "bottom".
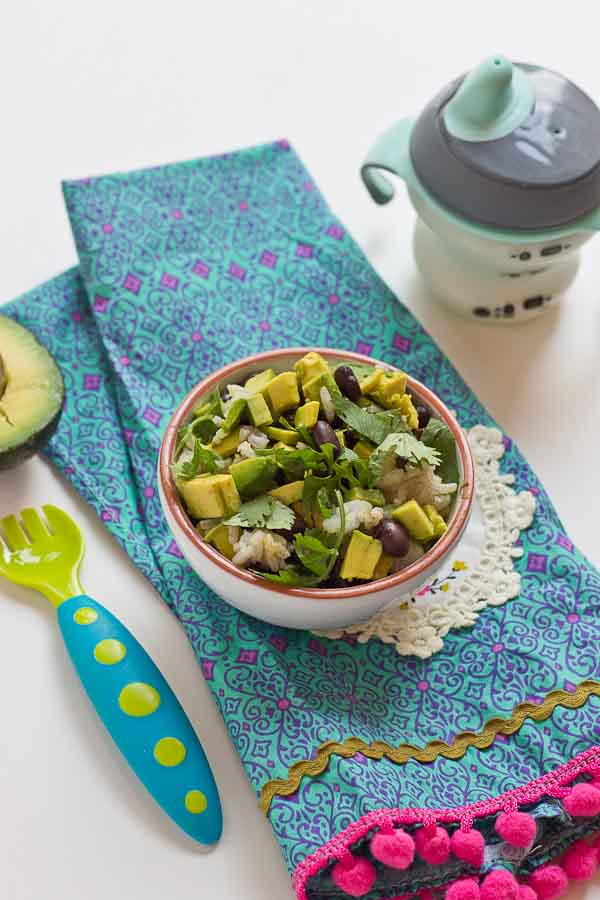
[{"left": 409, "top": 56, "right": 600, "bottom": 230}]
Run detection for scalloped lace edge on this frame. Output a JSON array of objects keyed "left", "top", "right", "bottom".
[{"left": 313, "top": 425, "right": 536, "bottom": 659}]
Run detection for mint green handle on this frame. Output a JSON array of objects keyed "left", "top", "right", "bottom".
[{"left": 361, "top": 118, "right": 414, "bottom": 205}]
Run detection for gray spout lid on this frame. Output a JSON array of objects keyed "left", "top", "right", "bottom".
[{"left": 410, "top": 61, "right": 600, "bottom": 230}]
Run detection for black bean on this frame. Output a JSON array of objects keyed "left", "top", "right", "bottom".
[
  {"left": 374, "top": 519, "right": 410, "bottom": 557},
  {"left": 311, "top": 420, "right": 341, "bottom": 458},
  {"left": 416, "top": 404, "right": 431, "bottom": 429},
  {"left": 334, "top": 365, "right": 361, "bottom": 402}
]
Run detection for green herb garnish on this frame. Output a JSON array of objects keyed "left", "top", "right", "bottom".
[
  {"left": 368, "top": 432, "right": 441, "bottom": 479},
  {"left": 331, "top": 391, "right": 410, "bottom": 445},
  {"left": 293, "top": 532, "right": 337, "bottom": 576},
  {"left": 259, "top": 490, "right": 346, "bottom": 586},
  {"left": 171, "top": 439, "right": 224, "bottom": 481},
  {"left": 224, "top": 496, "right": 295, "bottom": 530},
  {"left": 420, "top": 418, "right": 459, "bottom": 485}
]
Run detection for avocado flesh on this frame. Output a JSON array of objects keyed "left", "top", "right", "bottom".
[{"left": 0, "top": 315, "right": 64, "bottom": 470}]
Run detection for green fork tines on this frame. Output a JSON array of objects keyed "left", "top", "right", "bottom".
[{"left": 0, "top": 506, "right": 84, "bottom": 607}]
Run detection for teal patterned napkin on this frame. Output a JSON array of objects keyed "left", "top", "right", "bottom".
[{"left": 4, "top": 142, "right": 599, "bottom": 900}]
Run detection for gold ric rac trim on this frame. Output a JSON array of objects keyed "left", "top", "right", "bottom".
[{"left": 259, "top": 680, "right": 600, "bottom": 814}]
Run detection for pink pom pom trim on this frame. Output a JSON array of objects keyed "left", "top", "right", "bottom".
[
  {"left": 446, "top": 878, "right": 481, "bottom": 900},
  {"left": 563, "top": 782, "right": 600, "bottom": 818},
  {"left": 527, "top": 864, "right": 569, "bottom": 900},
  {"left": 370, "top": 827, "right": 415, "bottom": 870},
  {"left": 480, "top": 869, "right": 519, "bottom": 900},
  {"left": 451, "top": 828, "right": 485, "bottom": 867},
  {"left": 331, "top": 854, "right": 376, "bottom": 897},
  {"left": 415, "top": 824, "right": 451, "bottom": 865},
  {"left": 495, "top": 811, "right": 537, "bottom": 848},
  {"left": 561, "top": 839, "right": 598, "bottom": 881},
  {"left": 518, "top": 886, "right": 538, "bottom": 900}
]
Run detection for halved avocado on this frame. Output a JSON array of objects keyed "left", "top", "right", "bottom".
[{"left": 0, "top": 315, "right": 64, "bottom": 471}]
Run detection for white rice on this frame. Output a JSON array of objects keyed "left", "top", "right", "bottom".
[{"left": 232, "top": 529, "right": 291, "bottom": 572}]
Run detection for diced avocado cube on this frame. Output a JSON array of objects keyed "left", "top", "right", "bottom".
[
  {"left": 392, "top": 499, "right": 435, "bottom": 541},
  {"left": 222, "top": 397, "right": 246, "bottom": 431},
  {"left": 180, "top": 473, "right": 241, "bottom": 519},
  {"left": 424, "top": 504, "right": 448, "bottom": 538},
  {"left": 373, "top": 553, "right": 393, "bottom": 580},
  {"left": 354, "top": 440, "right": 375, "bottom": 460},
  {"left": 294, "top": 351, "right": 329, "bottom": 386},
  {"left": 340, "top": 530, "right": 383, "bottom": 580},
  {"left": 244, "top": 368, "right": 276, "bottom": 394},
  {"left": 213, "top": 427, "right": 241, "bottom": 457},
  {"left": 301, "top": 370, "right": 337, "bottom": 403},
  {"left": 203, "top": 523, "right": 236, "bottom": 559},
  {"left": 247, "top": 393, "right": 273, "bottom": 428},
  {"left": 264, "top": 425, "right": 299, "bottom": 445},
  {"left": 388, "top": 392, "right": 418, "bottom": 429},
  {"left": 294, "top": 400, "right": 320, "bottom": 429},
  {"left": 345, "top": 487, "right": 386, "bottom": 506},
  {"left": 268, "top": 480, "right": 304, "bottom": 505},
  {"left": 359, "top": 367, "right": 384, "bottom": 396},
  {"left": 335, "top": 429, "right": 346, "bottom": 449},
  {"left": 229, "top": 457, "right": 277, "bottom": 498},
  {"left": 264, "top": 372, "right": 300, "bottom": 418},
  {"left": 376, "top": 370, "right": 407, "bottom": 402},
  {"left": 361, "top": 368, "right": 409, "bottom": 410},
  {"left": 273, "top": 441, "right": 294, "bottom": 452}
]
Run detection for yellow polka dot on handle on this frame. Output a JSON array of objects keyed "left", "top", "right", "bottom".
[
  {"left": 73, "top": 607, "right": 98, "bottom": 625},
  {"left": 185, "top": 790, "right": 207, "bottom": 814},
  {"left": 154, "top": 737, "right": 186, "bottom": 767},
  {"left": 118, "top": 682, "right": 161, "bottom": 717},
  {"left": 94, "top": 639, "right": 127, "bottom": 665}
]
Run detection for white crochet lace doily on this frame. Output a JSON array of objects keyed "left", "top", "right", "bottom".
[{"left": 313, "top": 425, "right": 536, "bottom": 659}]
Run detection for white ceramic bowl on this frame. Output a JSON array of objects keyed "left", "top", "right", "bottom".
[{"left": 158, "top": 348, "right": 474, "bottom": 630}]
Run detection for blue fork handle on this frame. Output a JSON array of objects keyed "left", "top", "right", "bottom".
[{"left": 57, "top": 595, "right": 222, "bottom": 845}]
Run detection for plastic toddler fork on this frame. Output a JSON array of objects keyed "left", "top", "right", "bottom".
[{"left": 0, "top": 504, "right": 222, "bottom": 844}]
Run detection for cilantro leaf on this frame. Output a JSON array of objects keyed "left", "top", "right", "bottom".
[
  {"left": 271, "top": 446, "right": 326, "bottom": 481},
  {"left": 331, "top": 391, "right": 410, "bottom": 445},
  {"left": 368, "top": 432, "right": 441, "bottom": 479},
  {"left": 302, "top": 471, "right": 339, "bottom": 520},
  {"left": 256, "top": 568, "right": 325, "bottom": 587},
  {"left": 192, "top": 389, "right": 221, "bottom": 418},
  {"left": 171, "top": 441, "right": 203, "bottom": 481},
  {"left": 171, "top": 439, "right": 223, "bottom": 480},
  {"left": 294, "top": 533, "right": 337, "bottom": 576},
  {"left": 295, "top": 423, "right": 317, "bottom": 448},
  {"left": 420, "top": 418, "right": 459, "bottom": 485},
  {"left": 336, "top": 448, "right": 374, "bottom": 489},
  {"left": 192, "top": 416, "right": 219, "bottom": 443},
  {"left": 195, "top": 443, "right": 223, "bottom": 475},
  {"left": 257, "top": 490, "right": 346, "bottom": 587},
  {"left": 224, "top": 496, "right": 294, "bottom": 530}
]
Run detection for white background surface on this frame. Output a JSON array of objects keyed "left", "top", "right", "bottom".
[{"left": 1, "top": 2, "right": 599, "bottom": 898}]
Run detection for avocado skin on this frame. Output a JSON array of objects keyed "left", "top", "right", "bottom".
[{"left": 0, "top": 401, "right": 63, "bottom": 472}]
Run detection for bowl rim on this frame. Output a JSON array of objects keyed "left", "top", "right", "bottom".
[{"left": 158, "top": 347, "right": 475, "bottom": 600}]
